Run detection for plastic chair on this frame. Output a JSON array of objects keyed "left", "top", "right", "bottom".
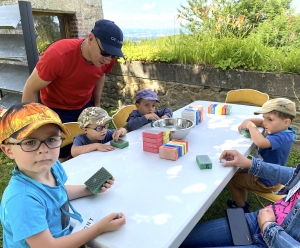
[
  {"left": 61, "top": 122, "right": 84, "bottom": 148},
  {"left": 225, "top": 89, "right": 269, "bottom": 107},
  {"left": 226, "top": 89, "right": 284, "bottom": 206},
  {"left": 59, "top": 122, "right": 84, "bottom": 163},
  {"left": 250, "top": 185, "right": 285, "bottom": 207},
  {"left": 112, "top": 105, "right": 136, "bottom": 129}
]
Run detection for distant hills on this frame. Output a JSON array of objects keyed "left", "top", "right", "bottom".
[{"left": 122, "top": 28, "right": 187, "bottom": 41}]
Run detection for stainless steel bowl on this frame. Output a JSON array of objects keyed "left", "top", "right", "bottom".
[{"left": 152, "top": 118, "right": 194, "bottom": 139}]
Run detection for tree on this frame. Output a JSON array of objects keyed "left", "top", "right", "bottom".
[
  {"left": 178, "top": 0, "right": 293, "bottom": 37},
  {"left": 34, "top": 16, "right": 62, "bottom": 53}
]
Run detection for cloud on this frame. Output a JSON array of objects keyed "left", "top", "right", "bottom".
[{"left": 142, "top": 2, "right": 156, "bottom": 10}]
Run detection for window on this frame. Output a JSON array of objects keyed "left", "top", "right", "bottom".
[{"left": 32, "top": 12, "right": 71, "bottom": 53}]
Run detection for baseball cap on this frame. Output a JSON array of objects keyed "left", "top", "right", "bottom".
[
  {"left": 78, "top": 107, "right": 113, "bottom": 128},
  {"left": 254, "top": 98, "right": 296, "bottom": 117},
  {"left": 136, "top": 89, "right": 160, "bottom": 103},
  {"left": 0, "top": 102, "right": 70, "bottom": 144},
  {"left": 91, "top": 19, "right": 124, "bottom": 57}
]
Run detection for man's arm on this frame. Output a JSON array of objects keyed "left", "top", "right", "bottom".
[
  {"left": 93, "top": 74, "right": 105, "bottom": 107},
  {"left": 22, "top": 68, "right": 51, "bottom": 102}
]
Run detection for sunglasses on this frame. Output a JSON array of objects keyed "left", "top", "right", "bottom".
[{"left": 95, "top": 38, "right": 117, "bottom": 58}]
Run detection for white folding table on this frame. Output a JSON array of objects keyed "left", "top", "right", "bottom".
[{"left": 63, "top": 100, "right": 261, "bottom": 248}]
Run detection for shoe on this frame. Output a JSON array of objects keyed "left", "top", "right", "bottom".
[
  {"left": 227, "top": 199, "right": 238, "bottom": 208},
  {"left": 227, "top": 199, "right": 250, "bottom": 213},
  {"left": 243, "top": 201, "right": 250, "bottom": 213}
]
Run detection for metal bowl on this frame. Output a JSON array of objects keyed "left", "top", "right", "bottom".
[{"left": 152, "top": 118, "right": 194, "bottom": 140}]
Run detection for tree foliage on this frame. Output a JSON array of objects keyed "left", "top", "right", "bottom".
[
  {"left": 122, "top": 0, "right": 300, "bottom": 73},
  {"left": 34, "top": 16, "right": 62, "bottom": 53},
  {"left": 178, "top": 0, "right": 293, "bottom": 38},
  {"left": 252, "top": 13, "right": 300, "bottom": 48}
]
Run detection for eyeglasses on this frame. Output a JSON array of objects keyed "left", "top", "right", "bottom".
[
  {"left": 6, "top": 136, "right": 65, "bottom": 152},
  {"left": 95, "top": 38, "right": 117, "bottom": 58},
  {"left": 88, "top": 123, "right": 109, "bottom": 132}
]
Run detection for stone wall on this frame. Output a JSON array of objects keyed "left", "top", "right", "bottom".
[
  {"left": 102, "top": 61, "right": 300, "bottom": 141},
  {"left": 1, "top": 0, "right": 103, "bottom": 37}
]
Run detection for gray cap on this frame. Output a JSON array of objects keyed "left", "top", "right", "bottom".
[
  {"left": 78, "top": 107, "right": 113, "bottom": 128},
  {"left": 136, "top": 89, "right": 160, "bottom": 103},
  {"left": 254, "top": 98, "right": 296, "bottom": 117}
]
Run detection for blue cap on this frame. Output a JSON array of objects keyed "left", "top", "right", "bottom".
[
  {"left": 92, "top": 19, "right": 124, "bottom": 57},
  {"left": 136, "top": 89, "right": 160, "bottom": 103}
]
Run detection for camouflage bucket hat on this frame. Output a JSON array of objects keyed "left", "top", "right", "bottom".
[
  {"left": 78, "top": 107, "right": 113, "bottom": 128},
  {"left": 0, "top": 102, "right": 70, "bottom": 143}
]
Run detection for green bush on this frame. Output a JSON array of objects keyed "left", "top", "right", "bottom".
[
  {"left": 36, "top": 40, "right": 51, "bottom": 54},
  {"left": 121, "top": 33, "right": 300, "bottom": 73},
  {"left": 252, "top": 13, "right": 300, "bottom": 48},
  {"left": 121, "top": 0, "right": 300, "bottom": 73},
  {"left": 178, "top": 0, "right": 293, "bottom": 37}
]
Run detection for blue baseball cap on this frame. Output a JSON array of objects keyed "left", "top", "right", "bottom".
[
  {"left": 136, "top": 89, "right": 160, "bottom": 103},
  {"left": 92, "top": 19, "right": 124, "bottom": 57}
]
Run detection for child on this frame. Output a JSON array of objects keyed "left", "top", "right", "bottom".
[
  {"left": 126, "top": 89, "right": 173, "bottom": 131},
  {"left": 227, "top": 98, "right": 296, "bottom": 212},
  {"left": 71, "top": 107, "right": 127, "bottom": 157},
  {"left": 0, "top": 102, "right": 126, "bottom": 247}
]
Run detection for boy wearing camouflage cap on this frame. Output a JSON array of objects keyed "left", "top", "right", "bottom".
[
  {"left": 126, "top": 89, "right": 173, "bottom": 131},
  {"left": 71, "top": 107, "right": 126, "bottom": 157},
  {"left": 0, "top": 102, "right": 125, "bottom": 247},
  {"left": 227, "top": 98, "right": 297, "bottom": 213}
]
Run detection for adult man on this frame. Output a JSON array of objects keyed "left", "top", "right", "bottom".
[
  {"left": 22, "top": 19, "right": 123, "bottom": 159},
  {"left": 22, "top": 19, "right": 123, "bottom": 123}
]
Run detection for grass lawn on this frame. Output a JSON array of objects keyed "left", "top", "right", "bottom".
[{"left": 1, "top": 147, "right": 299, "bottom": 246}]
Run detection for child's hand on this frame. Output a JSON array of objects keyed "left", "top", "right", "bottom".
[
  {"left": 97, "top": 212, "right": 126, "bottom": 233},
  {"left": 99, "top": 177, "right": 115, "bottom": 193},
  {"left": 161, "top": 115, "right": 170, "bottom": 119},
  {"left": 238, "top": 120, "right": 257, "bottom": 132},
  {"left": 96, "top": 144, "right": 115, "bottom": 152},
  {"left": 219, "top": 150, "right": 252, "bottom": 168},
  {"left": 112, "top": 128, "right": 126, "bottom": 141},
  {"left": 145, "top": 113, "right": 160, "bottom": 121}
]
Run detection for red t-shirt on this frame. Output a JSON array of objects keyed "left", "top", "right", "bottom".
[{"left": 37, "top": 39, "right": 115, "bottom": 110}]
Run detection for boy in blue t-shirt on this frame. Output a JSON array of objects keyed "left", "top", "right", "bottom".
[
  {"left": 0, "top": 102, "right": 125, "bottom": 247},
  {"left": 126, "top": 89, "right": 173, "bottom": 131},
  {"left": 71, "top": 107, "right": 127, "bottom": 157},
  {"left": 227, "top": 98, "right": 296, "bottom": 212}
]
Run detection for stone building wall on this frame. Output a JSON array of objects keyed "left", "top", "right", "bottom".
[{"left": 0, "top": 0, "right": 103, "bottom": 37}]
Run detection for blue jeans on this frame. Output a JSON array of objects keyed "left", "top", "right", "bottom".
[{"left": 180, "top": 211, "right": 267, "bottom": 248}]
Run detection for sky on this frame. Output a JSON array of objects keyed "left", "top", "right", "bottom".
[
  {"left": 102, "top": 0, "right": 300, "bottom": 30},
  {"left": 102, "top": 0, "right": 185, "bottom": 30}
]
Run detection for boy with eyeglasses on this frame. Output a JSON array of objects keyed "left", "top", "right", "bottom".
[
  {"left": 0, "top": 102, "right": 126, "bottom": 247},
  {"left": 71, "top": 107, "right": 127, "bottom": 157}
]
